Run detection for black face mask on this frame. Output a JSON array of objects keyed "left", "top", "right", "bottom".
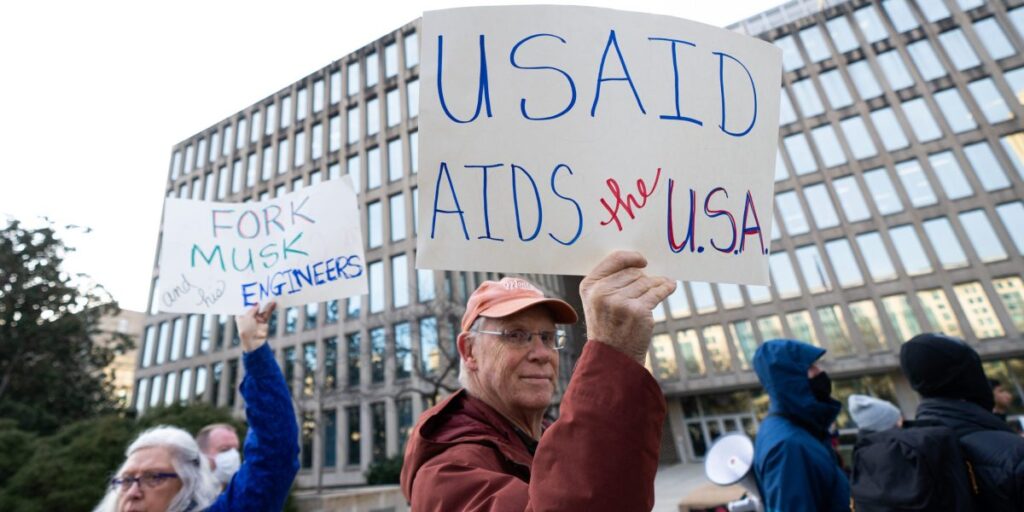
[{"left": 809, "top": 371, "right": 832, "bottom": 403}]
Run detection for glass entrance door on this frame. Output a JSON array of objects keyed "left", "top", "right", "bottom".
[{"left": 684, "top": 413, "right": 759, "bottom": 462}]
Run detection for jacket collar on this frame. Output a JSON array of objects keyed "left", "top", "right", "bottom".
[
  {"left": 402, "top": 389, "right": 536, "bottom": 489},
  {"left": 424, "top": 389, "right": 536, "bottom": 462},
  {"left": 915, "top": 397, "right": 1014, "bottom": 436}
]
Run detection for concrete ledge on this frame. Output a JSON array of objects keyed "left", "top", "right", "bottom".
[{"left": 293, "top": 485, "right": 408, "bottom": 512}]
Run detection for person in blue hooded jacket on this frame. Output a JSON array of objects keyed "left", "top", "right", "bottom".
[{"left": 752, "top": 339, "right": 849, "bottom": 512}]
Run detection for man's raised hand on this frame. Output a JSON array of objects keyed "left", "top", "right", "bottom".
[{"left": 579, "top": 251, "right": 676, "bottom": 364}]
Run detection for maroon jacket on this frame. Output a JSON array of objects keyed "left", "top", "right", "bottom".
[{"left": 400, "top": 341, "right": 666, "bottom": 511}]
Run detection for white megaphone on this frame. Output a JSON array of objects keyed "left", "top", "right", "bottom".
[{"left": 704, "top": 433, "right": 763, "bottom": 512}]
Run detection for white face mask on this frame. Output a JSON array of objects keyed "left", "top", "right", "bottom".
[{"left": 212, "top": 448, "right": 241, "bottom": 485}]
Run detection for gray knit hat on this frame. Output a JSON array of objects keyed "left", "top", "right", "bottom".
[{"left": 848, "top": 394, "right": 902, "bottom": 432}]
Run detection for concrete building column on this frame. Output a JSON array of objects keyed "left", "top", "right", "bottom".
[
  {"left": 665, "top": 398, "right": 691, "bottom": 464},
  {"left": 386, "top": 396, "right": 399, "bottom": 457},
  {"left": 361, "top": 401, "right": 372, "bottom": 471}
]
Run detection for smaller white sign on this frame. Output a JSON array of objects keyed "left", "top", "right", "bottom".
[{"left": 157, "top": 179, "right": 367, "bottom": 315}]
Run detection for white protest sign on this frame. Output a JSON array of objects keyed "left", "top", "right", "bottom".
[
  {"left": 157, "top": 178, "right": 367, "bottom": 315},
  {"left": 416, "top": 6, "right": 782, "bottom": 285}
]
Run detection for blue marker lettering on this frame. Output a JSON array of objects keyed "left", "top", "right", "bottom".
[
  {"left": 436, "top": 34, "right": 493, "bottom": 123},
  {"left": 510, "top": 164, "right": 542, "bottom": 241},
  {"left": 648, "top": 37, "right": 702, "bottom": 126},
  {"left": 430, "top": 161, "right": 470, "bottom": 240},
  {"left": 548, "top": 164, "right": 583, "bottom": 246},
  {"left": 509, "top": 33, "right": 577, "bottom": 121},
  {"left": 292, "top": 265, "right": 314, "bottom": 288},
  {"left": 592, "top": 30, "right": 646, "bottom": 117},
  {"left": 241, "top": 282, "right": 257, "bottom": 307},
  {"left": 466, "top": 163, "right": 505, "bottom": 241},
  {"left": 313, "top": 261, "right": 326, "bottom": 285},
  {"left": 704, "top": 187, "right": 736, "bottom": 253},
  {"left": 667, "top": 180, "right": 697, "bottom": 253},
  {"left": 714, "top": 51, "right": 758, "bottom": 137}
]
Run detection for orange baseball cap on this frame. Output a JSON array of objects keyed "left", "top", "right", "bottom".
[{"left": 461, "top": 277, "right": 578, "bottom": 332}]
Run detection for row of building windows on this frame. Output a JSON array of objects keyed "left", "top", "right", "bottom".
[
  {"left": 781, "top": 45, "right": 1022, "bottom": 125},
  {"left": 141, "top": 271, "right": 439, "bottom": 369},
  {"left": 777, "top": 156, "right": 1023, "bottom": 241},
  {"left": 777, "top": 76, "right": 1024, "bottom": 181},
  {"left": 779, "top": 133, "right": 1023, "bottom": 203},
  {"left": 168, "top": 31, "right": 419, "bottom": 181},
  {"left": 774, "top": 195, "right": 1021, "bottom": 272},
  {"left": 299, "top": 401, "right": 417, "bottom": 470},
  {"left": 649, "top": 275, "right": 1024, "bottom": 380},
  {"left": 138, "top": 270, "right": 1023, "bottom": 415},
  {"left": 142, "top": 270, "right": 1024, "bottom": 393},
  {"left": 135, "top": 366, "right": 418, "bottom": 469},
  {"left": 139, "top": 317, "right": 452, "bottom": 404},
  {"left": 168, "top": 94, "right": 420, "bottom": 201},
  {"left": 780, "top": 77, "right": 1022, "bottom": 169},
  {"left": 645, "top": 202, "right": 1022, "bottom": 315},
  {"left": 776, "top": 2, "right": 1023, "bottom": 73}
]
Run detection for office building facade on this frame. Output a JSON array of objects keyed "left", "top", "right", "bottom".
[
  {"left": 135, "top": 17, "right": 570, "bottom": 490},
  {"left": 659, "top": 0, "right": 1024, "bottom": 462},
  {"left": 136, "top": 0, "right": 1024, "bottom": 493}
]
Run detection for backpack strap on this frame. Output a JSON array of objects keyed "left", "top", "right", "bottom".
[
  {"left": 906, "top": 419, "right": 982, "bottom": 499},
  {"left": 964, "top": 459, "right": 979, "bottom": 496}
]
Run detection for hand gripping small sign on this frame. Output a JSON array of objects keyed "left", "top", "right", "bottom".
[
  {"left": 416, "top": 5, "right": 783, "bottom": 286},
  {"left": 157, "top": 178, "right": 367, "bottom": 315}
]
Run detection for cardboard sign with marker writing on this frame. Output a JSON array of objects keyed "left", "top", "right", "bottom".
[
  {"left": 157, "top": 178, "right": 367, "bottom": 315},
  {"left": 416, "top": 5, "right": 782, "bottom": 285}
]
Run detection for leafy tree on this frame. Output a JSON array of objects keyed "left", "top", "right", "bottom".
[
  {"left": 0, "top": 420, "right": 36, "bottom": 487},
  {"left": 364, "top": 455, "right": 403, "bottom": 485},
  {"left": 0, "top": 219, "right": 133, "bottom": 434},
  {"left": 0, "top": 414, "right": 135, "bottom": 512}
]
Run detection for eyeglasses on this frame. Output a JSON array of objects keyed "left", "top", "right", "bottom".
[
  {"left": 472, "top": 329, "right": 567, "bottom": 350},
  {"left": 110, "top": 472, "right": 179, "bottom": 491}
]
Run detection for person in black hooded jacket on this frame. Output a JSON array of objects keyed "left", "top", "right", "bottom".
[{"left": 900, "top": 333, "right": 1024, "bottom": 511}]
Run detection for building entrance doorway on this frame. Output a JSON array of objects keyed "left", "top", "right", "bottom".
[
  {"left": 684, "top": 414, "right": 759, "bottom": 462},
  {"left": 680, "top": 391, "right": 766, "bottom": 462}
]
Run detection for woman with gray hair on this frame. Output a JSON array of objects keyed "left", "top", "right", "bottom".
[
  {"left": 93, "top": 426, "right": 221, "bottom": 512},
  {"left": 95, "top": 302, "right": 299, "bottom": 512}
]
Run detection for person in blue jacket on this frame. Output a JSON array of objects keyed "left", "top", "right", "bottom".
[
  {"left": 752, "top": 339, "right": 849, "bottom": 512},
  {"left": 95, "top": 302, "right": 299, "bottom": 512}
]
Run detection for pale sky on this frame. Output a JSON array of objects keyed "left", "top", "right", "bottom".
[{"left": 0, "top": 0, "right": 785, "bottom": 312}]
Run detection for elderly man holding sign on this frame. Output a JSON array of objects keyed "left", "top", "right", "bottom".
[
  {"left": 401, "top": 251, "right": 676, "bottom": 511},
  {"left": 406, "top": 3, "right": 782, "bottom": 509}
]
